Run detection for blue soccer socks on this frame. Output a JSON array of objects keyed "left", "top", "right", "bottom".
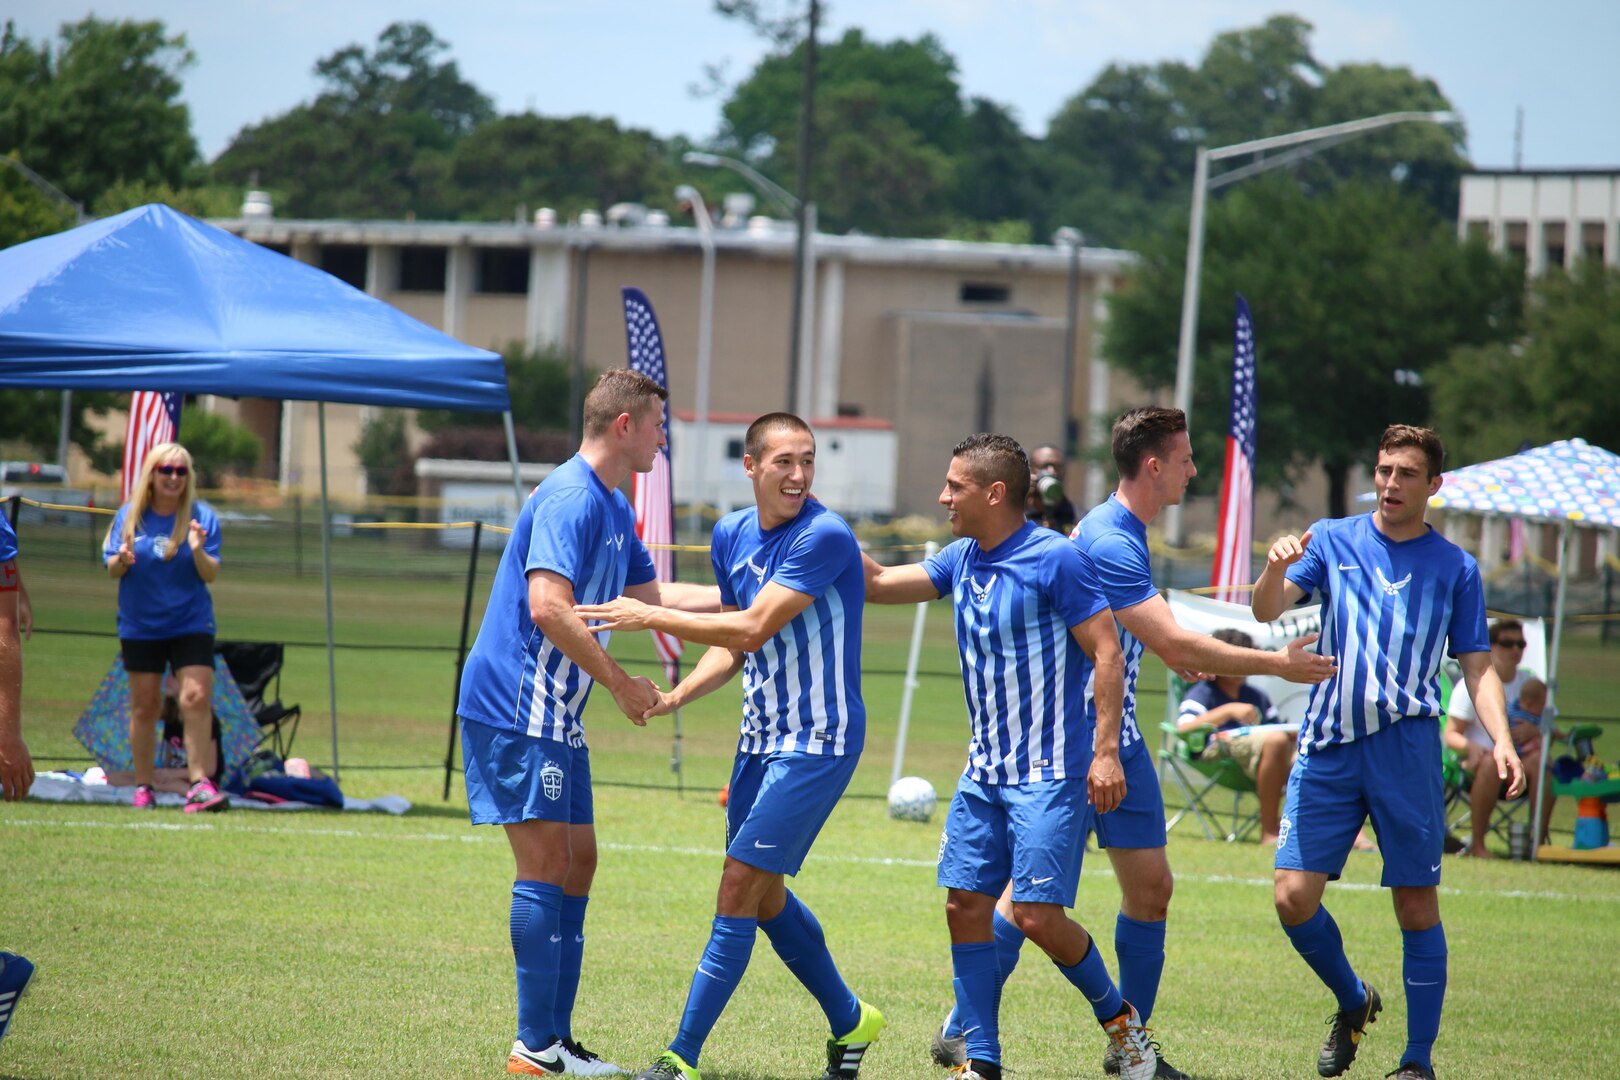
[
  {"left": 1057, "top": 938, "right": 1126, "bottom": 1023},
  {"left": 1401, "top": 923, "right": 1447, "bottom": 1070},
  {"left": 950, "top": 941, "right": 1002, "bottom": 1066},
  {"left": 1283, "top": 905, "right": 1365, "bottom": 1011},
  {"left": 553, "top": 893, "right": 589, "bottom": 1043},
  {"left": 510, "top": 880, "right": 564, "bottom": 1050},
  {"left": 944, "top": 907, "right": 1025, "bottom": 1040},
  {"left": 668, "top": 915, "right": 757, "bottom": 1067},
  {"left": 1114, "top": 913, "right": 1166, "bottom": 1025},
  {"left": 760, "top": 891, "right": 860, "bottom": 1036}
]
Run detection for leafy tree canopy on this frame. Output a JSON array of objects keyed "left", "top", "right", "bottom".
[
  {"left": 1429, "top": 260, "right": 1620, "bottom": 466},
  {"left": 0, "top": 17, "right": 198, "bottom": 208},
  {"left": 1106, "top": 176, "right": 1523, "bottom": 517}
]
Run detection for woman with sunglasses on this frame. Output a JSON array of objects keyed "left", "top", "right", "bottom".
[{"left": 103, "top": 443, "right": 226, "bottom": 812}]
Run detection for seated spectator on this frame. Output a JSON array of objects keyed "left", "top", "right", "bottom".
[
  {"left": 1445, "top": 619, "right": 1552, "bottom": 856},
  {"left": 1176, "top": 628, "right": 1296, "bottom": 844}
]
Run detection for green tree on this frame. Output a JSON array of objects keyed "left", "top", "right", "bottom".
[
  {"left": 0, "top": 17, "right": 198, "bottom": 208},
  {"left": 1106, "top": 177, "right": 1524, "bottom": 517},
  {"left": 1429, "top": 260, "right": 1620, "bottom": 464},
  {"left": 716, "top": 28, "right": 967, "bottom": 235},
  {"left": 92, "top": 179, "right": 240, "bottom": 219},
  {"left": 212, "top": 22, "right": 493, "bottom": 219},
  {"left": 0, "top": 153, "right": 76, "bottom": 248},
  {"left": 353, "top": 409, "right": 416, "bottom": 496},
  {"left": 435, "top": 114, "right": 681, "bottom": 222},
  {"left": 175, "top": 409, "right": 262, "bottom": 488}
]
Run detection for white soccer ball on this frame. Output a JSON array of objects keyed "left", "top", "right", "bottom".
[{"left": 887, "top": 775, "right": 937, "bottom": 823}]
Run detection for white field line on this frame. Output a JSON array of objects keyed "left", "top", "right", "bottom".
[{"left": 1, "top": 817, "right": 1612, "bottom": 905}]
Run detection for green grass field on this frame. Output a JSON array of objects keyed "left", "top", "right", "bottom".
[{"left": 4, "top": 548, "right": 1618, "bottom": 1078}]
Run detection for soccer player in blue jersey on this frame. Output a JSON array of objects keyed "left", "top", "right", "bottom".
[
  {"left": 1253, "top": 425, "right": 1525, "bottom": 1080},
  {"left": 862, "top": 433, "right": 1156, "bottom": 1080},
  {"left": 576, "top": 413, "right": 884, "bottom": 1080},
  {"left": 0, "top": 510, "right": 36, "bottom": 1047},
  {"left": 457, "top": 369, "right": 722, "bottom": 1078},
  {"left": 932, "top": 408, "right": 1335, "bottom": 1079}
]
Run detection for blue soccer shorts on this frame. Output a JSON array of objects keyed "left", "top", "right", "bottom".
[
  {"left": 726, "top": 749, "right": 859, "bottom": 876},
  {"left": 462, "top": 718, "right": 594, "bottom": 826},
  {"left": 1090, "top": 741, "right": 1168, "bottom": 850},
  {"left": 937, "top": 775, "right": 1093, "bottom": 907},
  {"left": 1275, "top": 717, "right": 1445, "bottom": 887}
]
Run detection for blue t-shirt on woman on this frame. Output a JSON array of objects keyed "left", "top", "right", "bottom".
[{"left": 103, "top": 502, "right": 222, "bottom": 640}]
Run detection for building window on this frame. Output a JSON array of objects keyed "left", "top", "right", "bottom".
[
  {"left": 397, "top": 246, "right": 448, "bottom": 292},
  {"left": 1582, "top": 221, "right": 1607, "bottom": 264},
  {"left": 1543, "top": 222, "right": 1566, "bottom": 270},
  {"left": 1504, "top": 221, "right": 1528, "bottom": 262},
  {"left": 726, "top": 438, "right": 744, "bottom": 460},
  {"left": 960, "top": 282, "right": 1011, "bottom": 304},
  {"left": 319, "top": 244, "right": 368, "bottom": 289},
  {"left": 256, "top": 242, "right": 290, "bottom": 257},
  {"left": 476, "top": 248, "right": 530, "bottom": 295},
  {"left": 1465, "top": 220, "right": 1490, "bottom": 243}
]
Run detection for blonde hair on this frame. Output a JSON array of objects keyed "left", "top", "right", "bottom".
[{"left": 115, "top": 443, "right": 196, "bottom": 560}]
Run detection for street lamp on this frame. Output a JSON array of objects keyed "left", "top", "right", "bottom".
[
  {"left": 683, "top": 151, "right": 818, "bottom": 414},
  {"left": 1164, "top": 110, "right": 1458, "bottom": 546},
  {"left": 1051, "top": 227, "right": 1083, "bottom": 458},
  {"left": 675, "top": 184, "right": 716, "bottom": 542}
]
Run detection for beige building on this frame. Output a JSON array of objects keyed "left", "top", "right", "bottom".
[{"left": 1458, "top": 169, "right": 1620, "bottom": 274}]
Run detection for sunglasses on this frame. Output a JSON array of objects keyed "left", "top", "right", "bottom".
[
  {"left": 1495, "top": 639, "right": 1526, "bottom": 648},
  {"left": 155, "top": 464, "right": 189, "bottom": 477}
]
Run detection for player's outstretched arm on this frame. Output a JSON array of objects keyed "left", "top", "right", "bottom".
[
  {"left": 0, "top": 578, "right": 32, "bottom": 802},
  {"left": 1117, "top": 594, "right": 1336, "bottom": 684},
  {"left": 1072, "top": 608, "right": 1126, "bottom": 814},
  {"left": 1251, "top": 530, "right": 1311, "bottom": 622},
  {"left": 860, "top": 550, "right": 941, "bottom": 605},
  {"left": 530, "top": 569, "right": 659, "bottom": 724},
  {"left": 624, "top": 579, "right": 726, "bottom": 613},
  {"left": 643, "top": 644, "right": 746, "bottom": 719},
  {"left": 577, "top": 582, "right": 814, "bottom": 653},
  {"left": 1457, "top": 650, "right": 1526, "bottom": 798}
]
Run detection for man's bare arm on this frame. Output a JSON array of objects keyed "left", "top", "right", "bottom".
[{"left": 1118, "top": 594, "right": 1335, "bottom": 684}]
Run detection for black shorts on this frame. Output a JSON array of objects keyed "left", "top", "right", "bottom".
[{"left": 122, "top": 633, "right": 216, "bottom": 674}]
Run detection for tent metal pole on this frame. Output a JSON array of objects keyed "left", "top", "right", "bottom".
[
  {"left": 1531, "top": 519, "right": 1573, "bottom": 860},
  {"left": 503, "top": 411, "right": 523, "bottom": 503},
  {"left": 318, "top": 402, "right": 341, "bottom": 781}
]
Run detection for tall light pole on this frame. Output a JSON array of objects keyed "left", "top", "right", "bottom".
[
  {"left": 1164, "top": 110, "right": 1458, "bottom": 546},
  {"left": 1051, "top": 227, "right": 1083, "bottom": 458},
  {"left": 684, "top": 150, "right": 817, "bottom": 414},
  {"left": 675, "top": 184, "right": 716, "bottom": 542}
]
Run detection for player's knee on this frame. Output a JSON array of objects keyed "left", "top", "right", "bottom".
[
  {"left": 178, "top": 684, "right": 209, "bottom": 713},
  {"left": 1008, "top": 901, "right": 1057, "bottom": 940},
  {"left": 1273, "top": 879, "right": 1316, "bottom": 924}
]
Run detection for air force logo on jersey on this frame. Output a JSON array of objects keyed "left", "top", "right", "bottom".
[
  {"left": 1375, "top": 566, "right": 1413, "bottom": 596},
  {"left": 540, "top": 763, "right": 565, "bottom": 801},
  {"left": 738, "top": 556, "right": 768, "bottom": 586},
  {"left": 606, "top": 533, "right": 625, "bottom": 551},
  {"left": 968, "top": 573, "right": 997, "bottom": 607}
]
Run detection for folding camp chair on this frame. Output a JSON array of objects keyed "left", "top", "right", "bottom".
[
  {"left": 1160, "top": 720, "right": 1261, "bottom": 843},
  {"left": 1442, "top": 742, "right": 1529, "bottom": 849},
  {"left": 215, "top": 641, "right": 301, "bottom": 759}
]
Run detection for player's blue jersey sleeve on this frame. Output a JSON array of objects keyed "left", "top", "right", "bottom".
[
  {"left": 1082, "top": 528, "right": 1157, "bottom": 612},
  {"left": 625, "top": 533, "right": 656, "bottom": 588},
  {"left": 1047, "top": 541, "right": 1109, "bottom": 629},
  {"left": 1447, "top": 555, "right": 1489, "bottom": 656},
  {"left": 0, "top": 513, "right": 16, "bottom": 563},
  {"left": 710, "top": 519, "right": 738, "bottom": 608},
  {"left": 526, "top": 487, "right": 598, "bottom": 586},
  {"left": 923, "top": 538, "right": 970, "bottom": 597},
  {"left": 772, "top": 513, "right": 857, "bottom": 597},
  {"left": 1284, "top": 518, "right": 1330, "bottom": 599}
]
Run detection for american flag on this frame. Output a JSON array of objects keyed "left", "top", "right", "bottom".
[
  {"left": 1212, "top": 295, "right": 1257, "bottom": 605},
  {"left": 121, "top": 391, "right": 183, "bottom": 502},
  {"left": 623, "top": 287, "right": 684, "bottom": 684}
]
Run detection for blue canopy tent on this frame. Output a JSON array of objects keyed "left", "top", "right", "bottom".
[{"left": 0, "top": 203, "right": 523, "bottom": 776}]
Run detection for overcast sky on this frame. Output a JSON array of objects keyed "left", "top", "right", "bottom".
[{"left": 11, "top": 0, "right": 1619, "bottom": 168}]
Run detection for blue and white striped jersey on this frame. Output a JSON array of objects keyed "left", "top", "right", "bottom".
[
  {"left": 925, "top": 522, "right": 1110, "bottom": 785},
  {"left": 458, "top": 454, "right": 656, "bottom": 746},
  {"left": 711, "top": 499, "right": 866, "bottom": 757},
  {"left": 1071, "top": 495, "right": 1158, "bottom": 754},
  {"left": 1286, "top": 513, "right": 1488, "bottom": 752}
]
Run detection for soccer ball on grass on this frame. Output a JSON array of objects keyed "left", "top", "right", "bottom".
[{"left": 887, "top": 775, "right": 937, "bottom": 823}]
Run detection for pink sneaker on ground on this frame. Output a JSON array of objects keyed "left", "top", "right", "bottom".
[
  {"left": 132, "top": 784, "right": 156, "bottom": 809},
  {"left": 183, "top": 778, "right": 228, "bottom": 813}
]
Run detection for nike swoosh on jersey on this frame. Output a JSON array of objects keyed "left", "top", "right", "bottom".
[
  {"left": 1338, "top": 563, "right": 1361, "bottom": 571},
  {"left": 1030, "top": 875, "right": 1055, "bottom": 885}
]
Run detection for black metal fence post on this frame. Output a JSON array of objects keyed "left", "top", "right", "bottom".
[{"left": 444, "top": 520, "right": 483, "bottom": 800}]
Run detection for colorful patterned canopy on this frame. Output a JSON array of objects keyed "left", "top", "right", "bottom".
[{"left": 1428, "top": 438, "right": 1620, "bottom": 528}]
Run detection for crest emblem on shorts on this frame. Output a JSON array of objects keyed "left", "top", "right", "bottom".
[
  {"left": 1374, "top": 567, "right": 1412, "bottom": 596},
  {"left": 937, "top": 827, "right": 949, "bottom": 864},
  {"left": 969, "top": 574, "right": 997, "bottom": 606},
  {"left": 540, "top": 763, "right": 564, "bottom": 801}
]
